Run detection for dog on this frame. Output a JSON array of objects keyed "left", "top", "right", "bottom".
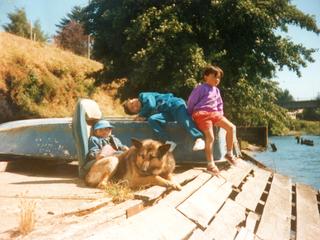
[
  {"left": 114, "top": 138, "right": 181, "bottom": 190},
  {"left": 85, "top": 138, "right": 181, "bottom": 190}
]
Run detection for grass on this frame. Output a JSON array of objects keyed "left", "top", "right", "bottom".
[
  {"left": 239, "top": 140, "right": 250, "bottom": 150},
  {"left": 19, "top": 198, "right": 36, "bottom": 235},
  {"left": 290, "top": 119, "right": 320, "bottom": 135},
  {"left": 102, "top": 181, "right": 134, "bottom": 203},
  {"left": 0, "top": 32, "right": 127, "bottom": 122}
]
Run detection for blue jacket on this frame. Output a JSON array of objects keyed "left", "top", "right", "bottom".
[
  {"left": 87, "top": 135, "right": 126, "bottom": 161},
  {"left": 138, "top": 92, "right": 185, "bottom": 118}
]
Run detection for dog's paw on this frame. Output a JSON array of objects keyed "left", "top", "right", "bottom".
[
  {"left": 167, "top": 181, "right": 182, "bottom": 191},
  {"left": 97, "top": 181, "right": 108, "bottom": 189}
]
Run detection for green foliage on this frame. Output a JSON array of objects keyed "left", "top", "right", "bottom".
[
  {"left": 24, "top": 72, "right": 44, "bottom": 104},
  {"left": 276, "top": 89, "right": 294, "bottom": 103},
  {"left": 291, "top": 120, "right": 320, "bottom": 135},
  {"left": 56, "top": 6, "right": 85, "bottom": 31},
  {"left": 299, "top": 108, "right": 320, "bottom": 121},
  {"left": 223, "top": 78, "right": 291, "bottom": 135},
  {"left": 3, "top": 8, "right": 30, "bottom": 38},
  {"left": 2, "top": 8, "right": 48, "bottom": 42},
  {"left": 83, "top": 0, "right": 319, "bottom": 133},
  {"left": 32, "top": 20, "right": 48, "bottom": 42},
  {"left": 6, "top": 71, "right": 54, "bottom": 115}
]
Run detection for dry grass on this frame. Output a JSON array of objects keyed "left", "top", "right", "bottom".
[
  {"left": 19, "top": 198, "right": 36, "bottom": 235},
  {"left": 92, "top": 79, "right": 128, "bottom": 116},
  {"left": 0, "top": 32, "right": 101, "bottom": 79},
  {"left": 0, "top": 32, "right": 126, "bottom": 121},
  {"left": 102, "top": 181, "right": 134, "bottom": 203}
]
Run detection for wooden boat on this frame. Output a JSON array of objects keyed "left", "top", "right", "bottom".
[{"left": 0, "top": 99, "right": 229, "bottom": 178}]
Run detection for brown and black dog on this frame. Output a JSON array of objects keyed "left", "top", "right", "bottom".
[
  {"left": 85, "top": 138, "right": 181, "bottom": 190},
  {"left": 115, "top": 138, "right": 181, "bottom": 190}
]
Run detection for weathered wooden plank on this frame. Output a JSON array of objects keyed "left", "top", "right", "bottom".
[
  {"left": 134, "top": 169, "right": 202, "bottom": 202},
  {"left": 87, "top": 204, "right": 196, "bottom": 240},
  {"left": 296, "top": 183, "right": 320, "bottom": 240},
  {"left": 159, "top": 172, "right": 212, "bottom": 207},
  {"left": 174, "top": 169, "right": 203, "bottom": 185},
  {"left": 177, "top": 176, "right": 232, "bottom": 228},
  {"left": 188, "top": 229, "right": 206, "bottom": 240},
  {"left": 256, "top": 173, "right": 292, "bottom": 240},
  {"left": 134, "top": 185, "right": 166, "bottom": 201},
  {"left": 126, "top": 201, "right": 145, "bottom": 218},
  {"left": 201, "top": 199, "right": 247, "bottom": 240},
  {"left": 235, "top": 228, "right": 255, "bottom": 240},
  {"left": 23, "top": 199, "right": 143, "bottom": 239},
  {"left": 235, "top": 167, "right": 271, "bottom": 211},
  {"left": 220, "top": 159, "right": 253, "bottom": 187},
  {"left": 246, "top": 212, "right": 260, "bottom": 231},
  {"left": 234, "top": 212, "right": 259, "bottom": 240}
]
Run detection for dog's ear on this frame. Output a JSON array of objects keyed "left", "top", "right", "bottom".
[
  {"left": 158, "top": 144, "right": 171, "bottom": 158},
  {"left": 131, "top": 138, "right": 143, "bottom": 149}
]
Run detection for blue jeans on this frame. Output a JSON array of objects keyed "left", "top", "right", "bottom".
[{"left": 147, "top": 105, "right": 203, "bottom": 142}]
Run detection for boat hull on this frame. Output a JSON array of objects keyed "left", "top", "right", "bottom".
[
  {"left": 0, "top": 118, "right": 76, "bottom": 162},
  {"left": 0, "top": 118, "right": 227, "bottom": 163}
]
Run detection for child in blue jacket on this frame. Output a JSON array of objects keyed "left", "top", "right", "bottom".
[
  {"left": 84, "top": 119, "right": 129, "bottom": 187},
  {"left": 124, "top": 92, "right": 205, "bottom": 151},
  {"left": 87, "top": 119, "right": 128, "bottom": 162}
]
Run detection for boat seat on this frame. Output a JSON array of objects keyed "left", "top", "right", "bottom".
[{"left": 72, "top": 99, "right": 102, "bottom": 178}]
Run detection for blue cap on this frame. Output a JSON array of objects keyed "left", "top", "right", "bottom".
[{"left": 93, "top": 119, "right": 114, "bottom": 130}]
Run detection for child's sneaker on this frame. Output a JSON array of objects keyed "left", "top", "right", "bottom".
[
  {"left": 165, "top": 141, "right": 177, "bottom": 152},
  {"left": 192, "top": 138, "right": 205, "bottom": 151}
]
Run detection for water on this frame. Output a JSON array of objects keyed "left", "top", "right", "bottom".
[{"left": 253, "top": 135, "right": 320, "bottom": 190}]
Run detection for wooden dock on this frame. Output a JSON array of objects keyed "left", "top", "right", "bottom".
[{"left": 15, "top": 159, "right": 320, "bottom": 240}]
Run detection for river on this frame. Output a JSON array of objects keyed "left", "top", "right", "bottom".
[{"left": 252, "top": 135, "right": 320, "bottom": 190}]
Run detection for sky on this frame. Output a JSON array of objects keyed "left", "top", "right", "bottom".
[{"left": 0, "top": 0, "right": 319, "bottom": 100}]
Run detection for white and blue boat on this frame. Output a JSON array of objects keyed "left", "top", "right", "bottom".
[{"left": 0, "top": 99, "right": 229, "bottom": 178}]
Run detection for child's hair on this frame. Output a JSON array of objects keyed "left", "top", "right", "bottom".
[
  {"left": 203, "top": 65, "right": 224, "bottom": 78},
  {"left": 123, "top": 100, "right": 135, "bottom": 115}
]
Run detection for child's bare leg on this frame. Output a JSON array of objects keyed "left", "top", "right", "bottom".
[
  {"left": 215, "top": 117, "right": 237, "bottom": 164},
  {"left": 203, "top": 128, "right": 214, "bottom": 162},
  {"left": 203, "top": 128, "right": 219, "bottom": 174},
  {"left": 215, "top": 117, "right": 235, "bottom": 152}
]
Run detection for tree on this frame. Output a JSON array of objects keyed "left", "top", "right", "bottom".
[
  {"left": 54, "top": 20, "right": 89, "bottom": 56},
  {"left": 55, "top": 6, "right": 89, "bottom": 56},
  {"left": 3, "top": 8, "right": 47, "bottom": 42},
  {"left": 276, "top": 89, "right": 294, "bottom": 103},
  {"left": 56, "top": 6, "right": 85, "bottom": 31},
  {"left": 3, "top": 8, "right": 29, "bottom": 38},
  {"left": 300, "top": 94, "right": 320, "bottom": 121},
  {"left": 82, "top": 0, "right": 319, "bottom": 132},
  {"left": 32, "top": 20, "right": 48, "bottom": 42}
]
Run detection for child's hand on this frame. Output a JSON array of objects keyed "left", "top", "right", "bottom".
[
  {"left": 96, "top": 145, "right": 117, "bottom": 160},
  {"left": 134, "top": 116, "right": 146, "bottom": 121},
  {"left": 96, "top": 153, "right": 105, "bottom": 160},
  {"left": 122, "top": 146, "right": 129, "bottom": 151}
]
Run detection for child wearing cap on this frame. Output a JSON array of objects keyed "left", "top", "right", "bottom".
[
  {"left": 87, "top": 119, "right": 129, "bottom": 162},
  {"left": 84, "top": 119, "right": 129, "bottom": 188}
]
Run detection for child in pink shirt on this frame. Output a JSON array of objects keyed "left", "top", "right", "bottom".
[{"left": 187, "top": 65, "right": 238, "bottom": 175}]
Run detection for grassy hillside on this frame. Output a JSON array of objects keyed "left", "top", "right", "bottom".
[{"left": 0, "top": 32, "right": 125, "bottom": 123}]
